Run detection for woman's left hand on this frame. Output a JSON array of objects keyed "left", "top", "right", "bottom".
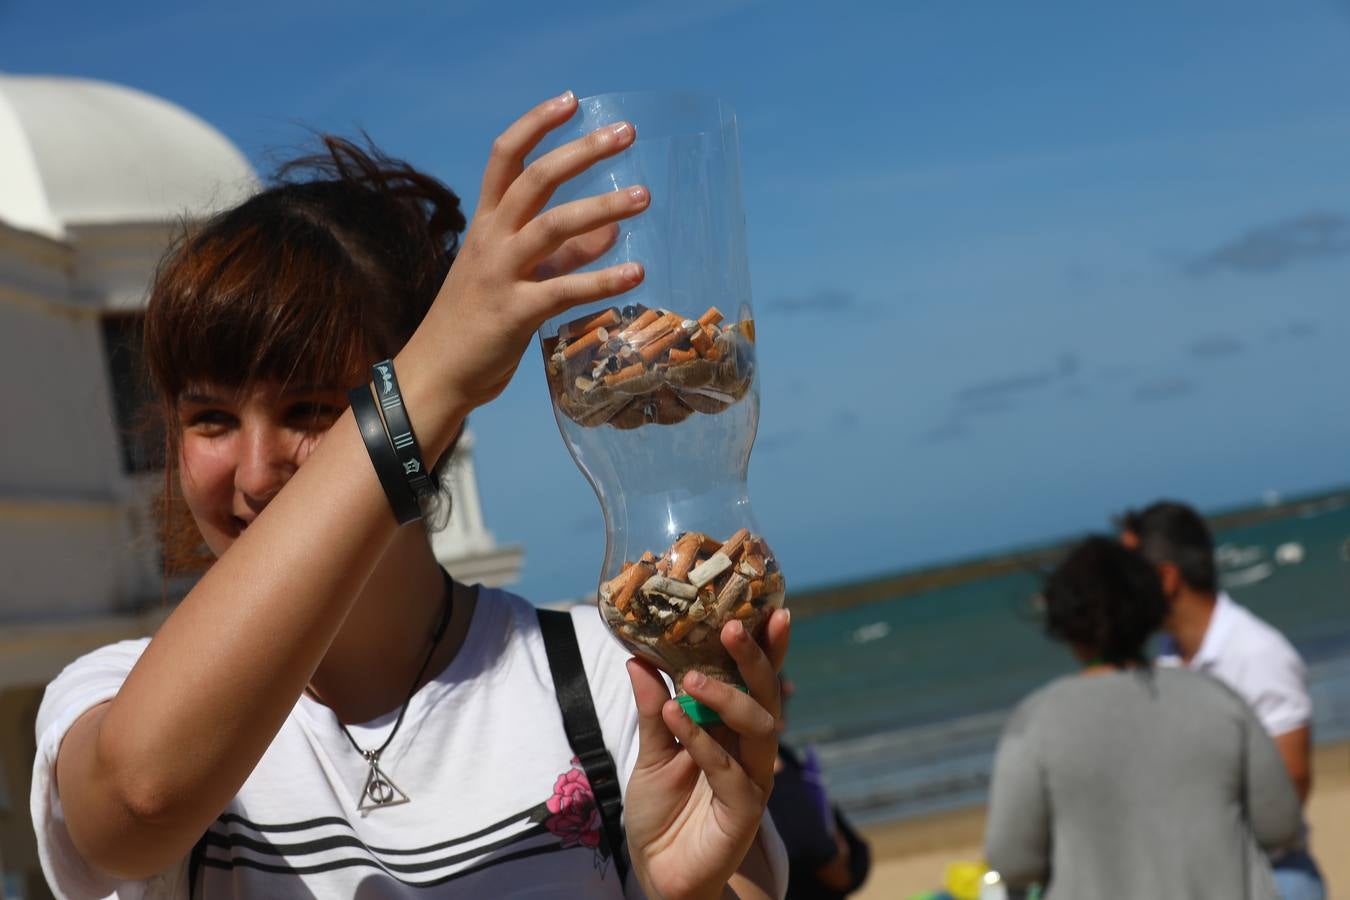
[{"left": 623, "top": 608, "right": 791, "bottom": 900}]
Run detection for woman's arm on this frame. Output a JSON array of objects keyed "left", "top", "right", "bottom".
[
  {"left": 1243, "top": 708, "right": 1303, "bottom": 851},
  {"left": 984, "top": 705, "right": 1050, "bottom": 887},
  {"left": 55, "top": 92, "right": 650, "bottom": 880}
]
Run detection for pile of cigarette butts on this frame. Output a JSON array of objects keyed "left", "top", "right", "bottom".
[
  {"left": 599, "top": 527, "right": 785, "bottom": 662},
  {"left": 544, "top": 303, "right": 754, "bottom": 429}
]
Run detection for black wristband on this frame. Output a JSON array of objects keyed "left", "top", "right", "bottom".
[
  {"left": 370, "top": 359, "right": 435, "bottom": 501},
  {"left": 349, "top": 383, "right": 421, "bottom": 526}
]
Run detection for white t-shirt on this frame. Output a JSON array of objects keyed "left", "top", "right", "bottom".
[
  {"left": 32, "top": 588, "right": 786, "bottom": 899},
  {"left": 1158, "top": 592, "right": 1312, "bottom": 737}
]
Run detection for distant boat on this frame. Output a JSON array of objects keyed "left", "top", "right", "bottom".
[
  {"left": 1222, "top": 561, "right": 1276, "bottom": 589},
  {"left": 852, "top": 622, "right": 892, "bottom": 644},
  {"left": 1216, "top": 543, "right": 1265, "bottom": 568},
  {"left": 1275, "top": 542, "right": 1305, "bottom": 566}
]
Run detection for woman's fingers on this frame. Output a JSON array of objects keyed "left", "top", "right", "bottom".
[
  {"left": 517, "top": 187, "right": 648, "bottom": 273},
  {"left": 724, "top": 618, "right": 783, "bottom": 722},
  {"left": 478, "top": 91, "right": 579, "bottom": 212},
  {"left": 497, "top": 120, "right": 637, "bottom": 229},
  {"left": 674, "top": 621, "right": 782, "bottom": 789},
  {"left": 627, "top": 659, "right": 679, "bottom": 766},
  {"left": 530, "top": 262, "right": 645, "bottom": 320},
  {"left": 534, "top": 224, "right": 622, "bottom": 280},
  {"left": 660, "top": 698, "right": 767, "bottom": 815},
  {"left": 761, "top": 607, "right": 791, "bottom": 674},
  {"left": 679, "top": 670, "right": 777, "bottom": 748}
]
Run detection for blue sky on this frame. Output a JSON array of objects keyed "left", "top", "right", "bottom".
[{"left": 8, "top": 1, "right": 1350, "bottom": 599}]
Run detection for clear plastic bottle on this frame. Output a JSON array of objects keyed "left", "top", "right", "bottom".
[{"left": 536, "top": 93, "right": 785, "bottom": 723}]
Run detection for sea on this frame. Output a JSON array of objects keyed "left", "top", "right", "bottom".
[{"left": 782, "top": 493, "right": 1350, "bottom": 825}]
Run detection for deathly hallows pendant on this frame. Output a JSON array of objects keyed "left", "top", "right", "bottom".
[{"left": 358, "top": 750, "right": 410, "bottom": 813}]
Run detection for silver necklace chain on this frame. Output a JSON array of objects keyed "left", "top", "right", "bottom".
[{"left": 314, "top": 573, "right": 453, "bottom": 813}]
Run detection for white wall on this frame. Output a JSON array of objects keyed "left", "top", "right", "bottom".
[
  {"left": 0, "top": 299, "right": 121, "bottom": 496},
  {"left": 0, "top": 225, "right": 159, "bottom": 621}
]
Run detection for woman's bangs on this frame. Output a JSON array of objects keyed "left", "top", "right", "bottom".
[{"left": 150, "top": 222, "right": 378, "bottom": 400}]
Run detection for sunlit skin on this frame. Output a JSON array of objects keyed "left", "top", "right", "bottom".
[{"left": 177, "top": 382, "right": 349, "bottom": 556}]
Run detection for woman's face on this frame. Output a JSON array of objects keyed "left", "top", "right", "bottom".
[{"left": 177, "top": 381, "right": 347, "bottom": 556}]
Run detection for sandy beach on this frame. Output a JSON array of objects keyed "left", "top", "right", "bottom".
[{"left": 851, "top": 740, "right": 1350, "bottom": 898}]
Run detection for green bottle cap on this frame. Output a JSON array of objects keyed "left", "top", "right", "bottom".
[{"left": 676, "top": 684, "right": 749, "bottom": 727}]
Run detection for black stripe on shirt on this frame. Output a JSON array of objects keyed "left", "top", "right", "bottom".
[
  {"left": 215, "top": 803, "right": 549, "bottom": 856},
  {"left": 203, "top": 822, "right": 550, "bottom": 874},
  {"left": 201, "top": 839, "right": 569, "bottom": 886}
]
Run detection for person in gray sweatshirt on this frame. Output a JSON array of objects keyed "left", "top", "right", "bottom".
[{"left": 985, "top": 537, "right": 1302, "bottom": 899}]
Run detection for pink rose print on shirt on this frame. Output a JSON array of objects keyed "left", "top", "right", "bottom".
[{"left": 544, "top": 757, "right": 603, "bottom": 850}]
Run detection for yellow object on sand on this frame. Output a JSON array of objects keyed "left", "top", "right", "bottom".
[{"left": 943, "top": 860, "right": 989, "bottom": 900}]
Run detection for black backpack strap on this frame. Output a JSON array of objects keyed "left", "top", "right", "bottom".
[
  {"left": 536, "top": 607, "right": 629, "bottom": 885},
  {"left": 187, "top": 829, "right": 207, "bottom": 898}
]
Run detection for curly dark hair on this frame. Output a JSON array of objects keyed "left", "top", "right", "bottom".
[{"left": 1043, "top": 536, "right": 1168, "bottom": 666}]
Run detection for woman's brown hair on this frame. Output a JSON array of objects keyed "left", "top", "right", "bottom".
[{"left": 145, "top": 136, "right": 467, "bottom": 570}]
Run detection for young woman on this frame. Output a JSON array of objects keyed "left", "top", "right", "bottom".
[
  {"left": 33, "top": 92, "right": 789, "bottom": 899},
  {"left": 984, "top": 537, "right": 1300, "bottom": 899}
]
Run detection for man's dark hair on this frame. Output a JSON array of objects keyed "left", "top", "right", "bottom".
[
  {"left": 1043, "top": 537, "right": 1168, "bottom": 666},
  {"left": 1117, "top": 500, "right": 1218, "bottom": 593}
]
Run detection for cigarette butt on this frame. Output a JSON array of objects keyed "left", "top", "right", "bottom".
[
  {"left": 703, "top": 326, "right": 723, "bottom": 361},
  {"left": 733, "top": 600, "right": 756, "bottom": 620},
  {"left": 642, "top": 574, "right": 698, "bottom": 601},
  {"left": 667, "top": 347, "right": 698, "bottom": 365},
  {"left": 687, "top": 598, "right": 707, "bottom": 621},
  {"left": 689, "top": 327, "right": 714, "bottom": 358},
  {"left": 746, "top": 577, "right": 766, "bottom": 600},
  {"left": 624, "top": 609, "right": 639, "bottom": 623},
  {"left": 699, "top": 535, "right": 723, "bottom": 555},
  {"left": 604, "top": 566, "right": 631, "bottom": 596},
  {"left": 739, "top": 319, "right": 756, "bottom": 343},
  {"left": 668, "top": 532, "right": 705, "bottom": 581},
  {"left": 656, "top": 556, "right": 671, "bottom": 575},
  {"left": 715, "top": 573, "right": 750, "bottom": 616},
  {"left": 664, "top": 617, "right": 695, "bottom": 643},
  {"left": 615, "top": 562, "right": 654, "bottom": 612},
  {"left": 739, "top": 553, "right": 766, "bottom": 579},
  {"left": 638, "top": 327, "right": 687, "bottom": 365},
  {"left": 698, "top": 306, "right": 724, "bottom": 327},
  {"left": 721, "top": 528, "right": 751, "bottom": 560},
  {"left": 560, "top": 307, "right": 620, "bottom": 341},
  {"left": 628, "top": 312, "right": 681, "bottom": 348},
  {"left": 689, "top": 552, "right": 733, "bottom": 588},
  {"left": 762, "top": 571, "right": 786, "bottom": 596},
  {"left": 619, "top": 308, "right": 662, "bottom": 340},
  {"left": 640, "top": 551, "right": 656, "bottom": 564},
  {"left": 563, "top": 325, "right": 608, "bottom": 361},
  {"left": 604, "top": 363, "right": 645, "bottom": 386}
]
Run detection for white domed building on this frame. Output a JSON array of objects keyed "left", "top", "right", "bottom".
[{"left": 0, "top": 75, "right": 518, "bottom": 894}]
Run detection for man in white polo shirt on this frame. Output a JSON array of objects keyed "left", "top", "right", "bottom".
[{"left": 1121, "top": 500, "right": 1324, "bottom": 900}]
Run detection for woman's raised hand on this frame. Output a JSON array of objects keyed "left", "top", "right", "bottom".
[
  {"left": 623, "top": 608, "right": 792, "bottom": 900},
  {"left": 416, "top": 91, "right": 649, "bottom": 413}
]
